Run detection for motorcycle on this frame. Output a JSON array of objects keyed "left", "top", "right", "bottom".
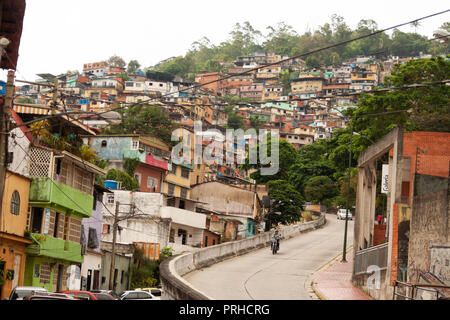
[{"left": 271, "top": 238, "right": 280, "bottom": 254}]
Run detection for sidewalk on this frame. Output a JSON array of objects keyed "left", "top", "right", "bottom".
[{"left": 311, "top": 249, "right": 374, "bottom": 300}]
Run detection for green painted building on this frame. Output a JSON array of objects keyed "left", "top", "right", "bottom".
[{"left": 23, "top": 147, "right": 105, "bottom": 292}]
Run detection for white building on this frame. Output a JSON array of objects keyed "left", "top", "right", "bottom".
[{"left": 101, "top": 191, "right": 208, "bottom": 254}]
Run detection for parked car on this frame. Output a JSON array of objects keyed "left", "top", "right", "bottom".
[
  {"left": 91, "top": 292, "right": 116, "bottom": 300},
  {"left": 134, "top": 287, "right": 162, "bottom": 299},
  {"left": 59, "top": 290, "right": 99, "bottom": 300},
  {"left": 118, "top": 290, "right": 158, "bottom": 300},
  {"left": 23, "top": 292, "right": 76, "bottom": 300},
  {"left": 8, "top": 286, "right": 48, "bottom": 300},
  {"left": 89, "top": 289, "right": 119, "bottom": 299},
  {"left": 337, "top": 209, "right": 353, "bottom": 220}
]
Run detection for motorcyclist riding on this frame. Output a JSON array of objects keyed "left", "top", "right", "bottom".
[{"left": 271, "top": 230, "right": 280, "bottom": 251}]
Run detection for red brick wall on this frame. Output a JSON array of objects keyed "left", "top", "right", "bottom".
[
  {"left": 373, "top": 224, "right": 386, "bottom": 246},
  {"left": 202, "top": 230, "right": 221, "bottom": 248},
  {"left": 135, "top": 163, "right": 164, "bottom": 193}
]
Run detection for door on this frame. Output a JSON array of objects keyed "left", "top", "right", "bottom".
[
  {"left": 86, "top": 269, "right": 92, "bottom": 291},
  {"left": 12, "top": 255, "right": 21, "bottom": 289},
  {"left": 56, "top": 264, "right": 64, "bottom": 292},
  {"left": 93, "top": 270, "right": 100, "bottom": 290}
]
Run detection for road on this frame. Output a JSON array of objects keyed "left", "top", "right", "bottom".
[{"left": 183, "top": 214, "right": 354, "bottom": 300}]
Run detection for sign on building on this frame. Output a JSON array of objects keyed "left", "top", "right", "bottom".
[{"left": 381, "top": 164, "right": 389, "bottom": 194}]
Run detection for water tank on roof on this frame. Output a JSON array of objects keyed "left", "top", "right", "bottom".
[{"left": 105, "top": 180, "right": 118, "bottom": 190}]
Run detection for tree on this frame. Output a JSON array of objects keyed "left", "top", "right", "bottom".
[
  {"left": 106, "top": 105, "right": 177, "bottom": 144},
  {"left": 105, "top": 169, "right": 139, "bottom": 191},
  {"left": 127, "top": 59, "right": 141, "bottom": 74},
  {"left": 305, "top": 56, "right": 321, "bottom": 69},
  {"left": 128, "top": 248, "right": 159, "bottom": 289},
  {"left": 107, "top": 55, "right": 126, "bottom": 68},
  {"left": 15, "top": 96, "right": 34, "bottom": 104},
  {"left": 227, "top": 112, "right": 244, "bottom": 130},
  {"left": 249, "top": 115, "right": 266, "bottom": 130},
  {"left": 352, "top": 56, "right": 450, "bottom": 140},
  {"left": 266, "top": 180, "right": 304, "bottom": 229},
  {"left": 245, "top": 139, "right": 299, "bottom": 184},
  {"left": 304, "top": 176, "right": 338, "bottom": 207}
]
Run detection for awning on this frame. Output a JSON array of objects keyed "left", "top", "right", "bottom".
[{"left": 13, "top": 104, "right": 50, "bottom": 115}]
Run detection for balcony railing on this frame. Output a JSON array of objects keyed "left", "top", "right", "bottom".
[
  {"left": 29, "top": 177, "right": 93, "bottom": 218},
  {"left": 26, "top": 233, "right": 83, "bottom": 263},
  {"left": 354, "top": 242, "right": 388, "bottom": 275}
]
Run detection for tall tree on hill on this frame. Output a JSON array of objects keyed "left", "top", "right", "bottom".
[
  {"left": 105, "top": 105, "right": 177, "bottom": 145},
  {"left": 107, "top": 55, "right": 126, "bottom": 68},
  {"left": 127, "top": 59, "right": 141, "bottom": 74}
]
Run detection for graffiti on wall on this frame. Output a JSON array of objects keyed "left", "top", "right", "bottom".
[{"left": 429, "top": 246, "right": 450, "bottom": 285}]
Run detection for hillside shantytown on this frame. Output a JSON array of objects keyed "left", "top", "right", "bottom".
[{"left": 0, "top": 0, "right": 449, "bottom": 302}]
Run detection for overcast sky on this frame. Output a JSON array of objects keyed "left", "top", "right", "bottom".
[{"left": 3, "top": 0, "right": 449, "bottom": 82}]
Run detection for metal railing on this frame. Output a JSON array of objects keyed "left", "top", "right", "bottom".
[
  {"left": 354, "top": 242, "right": 388, "bottom": 275},
  {"left": 393, "top": 280, "right": 450, "bottom": 300}
]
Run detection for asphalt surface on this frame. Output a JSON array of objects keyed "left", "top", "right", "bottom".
[{"left": 183, "top": 214, "right": 354, "bottom": 300}]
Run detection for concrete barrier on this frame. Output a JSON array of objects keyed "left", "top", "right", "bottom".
[{"left": 160, "top": 214, "right": 327, "bottom": 300}]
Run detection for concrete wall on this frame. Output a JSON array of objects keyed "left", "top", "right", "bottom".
[
  {"left": 160, "top": 214, "right": 326, "bottom": 300},
  {"left": 407, "top": 174, "right": 449, "bottom": 285},
  {"left": 191, "top": 181, "right": 257, "bottom": 218}
]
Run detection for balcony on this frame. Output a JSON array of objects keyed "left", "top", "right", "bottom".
[
  {"left": 29, "top": 177, "right": 93, "bottom": 219},
  {"left": 26, "top": 233, "right": 83, "bottom": 263},
  {"left": 160, "top": 206, "right": 206, "bottom": 229}
]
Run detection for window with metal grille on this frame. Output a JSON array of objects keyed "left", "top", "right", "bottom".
[
  {"left": 181, "top": 168, "right": 189, "bottom": 179},
  {"left": 10, "top": 191, "right": 20, "bottom": 215},
  {"left": 168, "top": 183, "right": 175, "bottom": 195},
  {"left": 180, "top": 187, "right": 188, "bottom": 199}
]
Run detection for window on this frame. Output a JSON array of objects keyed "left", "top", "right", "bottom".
[
  {"left": 134, "top": 173, "right": 141, "bottom": 185},
  {"left": 167, "top": 184, "right": 175, "bottom": 196},
  {"left": 121, "top": 270, "right": 125, "bottom": 284},
  {"left": 107, "top": 194, "right": 115, "bottom": 204},
  {"left": 88, "top": 228, "right": 99, "bottom": 249},
  {"left": 181, "top": 168, "right": 189, "bottom": 179},
  {"left": 101, "top": 140, "right": 107, "bottom": 148},
  {"left": 147, "top": 177, "right": 158, "bottom": 190},
  {"left": 102, "top": 224, "right": 111, "bottom": 234},
  {"left": 10, "top": 191, "right": 20, "bottom": 215},
  {"left": 131, "top": 140, "right": 139, "bottom": 150},
  {"left": 170, "top": 164, "right": 177, "bottom": 175}
]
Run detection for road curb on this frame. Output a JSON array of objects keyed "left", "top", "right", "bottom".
[{"left": 307, "top": 245, "right": 354, "bottom": 300}]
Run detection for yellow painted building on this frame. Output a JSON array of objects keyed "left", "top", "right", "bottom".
[
  {"left": 0, "top": 171, "right": 32, "bottom": 300},
  {"left": 163, "top": 127, "right": 194, "bottom": 200},
  {"left": 291, "top": 77, "right": 324, "bottom": 94}
]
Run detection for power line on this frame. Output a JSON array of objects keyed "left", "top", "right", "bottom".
[{"left": 10, "top": 9, "right": 450, "bottom": 127}]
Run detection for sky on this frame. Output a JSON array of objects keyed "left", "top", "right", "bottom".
[{"left": 3, "top": 0, "right": 449, "bottom": 82}]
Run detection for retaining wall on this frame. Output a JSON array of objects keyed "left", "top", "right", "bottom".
[{"left": 160, "top": 214, "right": 327, "bottom": 300}]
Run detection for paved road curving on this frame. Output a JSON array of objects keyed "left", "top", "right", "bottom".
[{"left": 183, "top": 214, "right": 354, "bottom": 300}]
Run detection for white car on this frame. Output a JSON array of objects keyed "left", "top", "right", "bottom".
[
  {"left": 119, "top": 290, "right": 159, "bottom": 300},
  {"left": 337, "top": 209, "right": 352, "bottom": 220},
  {"left": 8, "top": 286, "right": 48, "bottom": 300}
]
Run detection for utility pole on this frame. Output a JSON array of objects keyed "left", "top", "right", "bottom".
[
  {"left": 0, "top": 70, "right": 15, "bottom": 217},
  {"left": 109, "top": 201, "right": 120, "bottom": 291}
]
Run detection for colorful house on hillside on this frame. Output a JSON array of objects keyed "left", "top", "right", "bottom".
[
  {"left": 23, "top": 145, "right": 106, "bottom": 292},
  {"left": 0, "top": 171, "right": 32, "bottom": 300},
  {"left": 84, "top": 134, "right": 171, "bottom": 193}
]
